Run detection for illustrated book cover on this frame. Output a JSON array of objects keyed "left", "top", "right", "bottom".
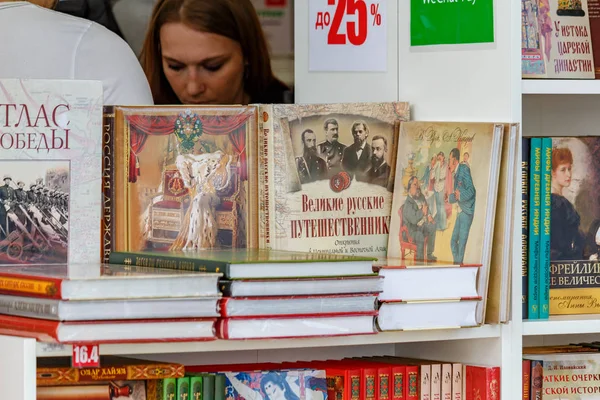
[
  {"left": 386, "top": 121, "right": 504, "bottom": 323},
  {"left": 108, "top": 105, "right": 258, "bottom": 256},
  {"left": 222, "top": 369, "right": 327, "bottom": 400},
  {"left": 522, "top": 0, "right": 595, "bottom": 78},
  {"left": 0, "top": 78, "right": 103, "bottom": 264},
  {"left": 548, "top": 137, "right": 600, "bottom": 315},
  {"left": 259, "top": 102, "right": 410, "bottom": 260}
]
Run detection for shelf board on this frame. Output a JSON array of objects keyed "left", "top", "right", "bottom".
[
  {"left": 522, "top": 79, "right": 600, "bottom": 94},
  {"left": 523, "top": 315, "right": 600, "bottom": 336},
  {"left": 35, "top": 325, "right": 501, "bottom": 357}
]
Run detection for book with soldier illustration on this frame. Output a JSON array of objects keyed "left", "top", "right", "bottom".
[
  {"left": 258, "top": 102, "right": 410, "bottom": 259},
  {"left": 109, "top": 106, "right": 259, "bottom": 255},
  {"left": 0, "top": 79, "right": 103, "bottom": 265},
  {"left": 387, "top": 121, "right": 504, "bottom": 323}
]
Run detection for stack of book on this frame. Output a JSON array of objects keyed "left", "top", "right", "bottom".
[
  {"left": 374, "top": 259, "right": 482, "bottom": 331},
  {"left": 0, "top": 263, "right": 221, "bottom": 343},
  {"left": 36, "top": 355, "right": 185, "bottom": 400},
  {"left": 109, "top": 249, "right": 384, "bottom": 340}
]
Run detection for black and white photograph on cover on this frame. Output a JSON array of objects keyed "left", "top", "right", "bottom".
[
  {"left": 287, "top": 114, "right": 395, "bottom": 191},
  {"left": 0, "top": 160, "right": 69, "bottom": 264}
]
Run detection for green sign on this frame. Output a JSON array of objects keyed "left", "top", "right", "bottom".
[{"left": 410, "top": 0, "right": 494, "bottom": 46}]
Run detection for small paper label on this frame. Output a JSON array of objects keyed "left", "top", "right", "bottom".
[{"left": 71, "top": 344, "right": 100, "bottom": 368}]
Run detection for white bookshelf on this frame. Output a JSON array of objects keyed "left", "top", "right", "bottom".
[{"left": 8, "top": 0, "right": 600, "bottom": 399}]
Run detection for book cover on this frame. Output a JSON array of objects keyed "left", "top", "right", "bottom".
[
  {"left": 0, "top": 78, "right": 102, "bottom": 264},
  {"left": 528, "top": 138, "right": 542, "bottom": 320},
  {"left": 259, "top": 102, "right": 410, "bottom": 260},
  {"left": 522, "top": 138, "right": 531, "bottom": 320},
  {"left": 540, "top": 138, "right": 553, "bottom": 319},
  {"left": 223, "top": 369, "right": 327, "bottom": 400},
  {"left": 522, "top": 0, "right": 595, "bottom": 78},
  {"left": 110, "top": 105, "right": 258, "bottom": 254},
  {"left": 387, "top": 121, "right": 504, "bottom": 323},
  {"left": 549, "top": 137, "right": 600, "bottom": 314}
]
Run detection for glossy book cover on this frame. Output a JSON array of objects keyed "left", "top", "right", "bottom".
[
  {"left": 0, "top": 79, "right": 103, "bottom": 265},
  {"left": 223, "top": 369, "right": 327, "bottom": 400},
  {"left": 110, "top": 106, "right": 258, "bottom": 254}
]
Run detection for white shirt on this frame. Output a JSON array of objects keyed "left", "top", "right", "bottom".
[{"left": 0, "top": 2, "right": 154, "bottom": 105}]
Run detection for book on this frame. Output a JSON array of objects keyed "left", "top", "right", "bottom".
[
  {"left": 219, "top": 275, "right": 384, "bottom": 297},
  {"left": 37, "top": 355, "right": 184, "bottom": 386},
  {"left": 0, "top": 78, "right": 103, "bottom": 264},
  {"left": 522, "top": 0, "right": 595, "bottom": 78},
  {"left": 219, "top": 293, "right": 378, "bottom": 317},
  {"left": 375, "top": 259, "right": 480, "bottom": 302},
  {"left": 108, "top": 105, "right": 259, "bottom": 255},
  {"left": 386, "top": 121, "right": 504, "bottom": 324},
  {"left": 109, "top": 249, "right": 375, "bottom": 279},
  {"left": 0, "top": 294, "right": 220, "bottom": 321},
  {"left": 37, "top": 380, "right": 147, "bottom": 400},
  {"left": 522, "top": 138, "right": 531, "bottom": 320},
  {"left": 0, "top": 263, "right": 221, "bottom": 300},
  {"left": 528, "top": 138, "right": 542, "bottom": 320},
  {"left": 216, "top": 313, "right": 377, "bottom": 339},
  {"left": 258, "top": 102, "right": 410, "bottom": 259},
  {"left": 376, "top": 298, "right": 481, "bottom": 331},
  {"left": 0, "top": 314, "right": 216, "bottom": 343}
]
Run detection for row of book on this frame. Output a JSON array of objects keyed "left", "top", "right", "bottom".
[
  {"left": 36, "top": 355, "right": 500, "bottom": 400},
  {"left": 521, "top": 0, "right": 600, "bottom": 80},
  {"left": 0, "top": 247, "right": 488, "bottom": 343},
  {"left": 522, "top": 136, "right": 600, "bottom": 320},
  {"left": 522, "top": 344, "right": 600, "bottom": 400}
]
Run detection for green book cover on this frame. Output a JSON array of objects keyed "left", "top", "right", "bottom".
[
  {"left": 214, "top": 374, "right": 225, "bottom": 400},
  {"left": 163, "top": 378, "right": 177, "bottom": 400},
  {"left": 528, "top": 138, "right": 542, "bottom": 320},
  {"left": 190, "top": 376, "right": 203, "bottom": 400},
  {"left": 202, "top": 374, "right": 215, "bottom": 400},
  {"left": 109, "top": 249, "right": 376, "bottom": 279},
  {"left": 177, "top": 377, "right": 190, "bottom": 400}
]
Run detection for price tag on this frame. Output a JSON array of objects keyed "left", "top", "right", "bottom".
[
  {"left": 71, "top": 344, "right": 100, "bottom": 368},
  {"left": 309, "top": 0, "right": 387, "bottom": 72}
]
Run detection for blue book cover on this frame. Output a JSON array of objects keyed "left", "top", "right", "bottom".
[
  {"left": 528, "top": 138, "right": 542, "bottom": 319},
  {"left": 539, "top": 138, "right": 552, "bottom": 319},
  {"left": 521, "top": 138, "right": 530, "bottom": 320}
]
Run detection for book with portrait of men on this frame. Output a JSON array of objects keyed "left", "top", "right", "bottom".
[
  {"left": 258, "top": 102, "right": 410, "bottom": 259},
  {"left": 108, "top": 105, "right": 259, "bottom": 257},
  {"left": 0, "top": 78, "right": 103, "bottom": 265},
  {"left": 387, "top": 121, "right": 504, "bottom": 324}
]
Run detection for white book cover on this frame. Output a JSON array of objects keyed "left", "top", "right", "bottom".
[{"left": 0, "top": 79, "right": 103, "bottom": 264}]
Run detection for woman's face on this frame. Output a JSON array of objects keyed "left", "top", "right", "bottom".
[
  {"left": 159, "top": 22, "right": 247, "bottom": 105},
  {"left": 264, "top": 381, "right": 285, "bottom": 400},
  {"left": 552, "top": 162, "right": 572, "bottom": 188}
]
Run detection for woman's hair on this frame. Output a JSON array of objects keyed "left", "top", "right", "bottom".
[
  {"left": 552, "top": 147, "right": 573, "bottom": 172},
  {"left": 260, "top": 373, "right": 300, "bottom": 400},
  {"left": 140, "top": 0, "right": 278, "bottom": 104}
]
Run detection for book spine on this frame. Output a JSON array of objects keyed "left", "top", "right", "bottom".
[
  {"left": 177, "top": 377, "right": 190, "bottom": 400},
  {"left": 190, "top": 375, "right": 203, "bottom": 400},
  {"left": 430, "top": 364, "right": 441, "bottom": 400},
  {"left": 391, "top": 366, "right": 404, "bottom": 400},
  {"left": 539, "top": 138, "right": 552, "bottom": 319},
  {"left": 406, "top": 366, "right": 419, "bottom": 400},
  {"left": 441, "top": 364, "right": 451, "bottom": 400},
  {"left": 0, "top": 295, "right": 59, "bottom": 320},
  {"left": 522, "top": 360, "right": 531, "bottom": 400},
  {"left": 420, "top": 365, "right": 431, "bottom": 400},
  {"left": 486, "top": 367, "right": 500, "bottom": 400},
  {"left": 202, "top": 374, "right": 216, "bottom": 400},
  {"left": 163, "top": 378, "right": 177, "bottom": 400},
  {"left": 219, "top": 280, "right": 233, "bottom": 297},
  {"left": 214, "top": 374, "right": 226, "bottom": 400},
  {"left": 0, "top": 275, "right": 62, "bottom": 299},
  {"left": 258, "top": 104, "right": 273, "bottom": 250},
  {"left": 102, "top": 105, "right": 115, "bottom": 263},
  {"left": 108, "top": 251, "right": 230, "bottom": 275},
  {"left": 377, "top": 366, "right": 391, "bottom": 400},
  {"left": 530, "top": 360, "right": 543, "bottom": 400},
  {"left": 451, "top": 363, "right": 462, "bottom": 400},
  {"left": 521, "top": 137, "right": 530, "bottom": 320},
  {"left": 528, "top": 138, "right": 542, "bottom": 319},
  {"left": 362, "top": 367, "right": 377, "bottom": 400},
  {"left": 589, "top": 0, "right": 600, "bottom": 78}
]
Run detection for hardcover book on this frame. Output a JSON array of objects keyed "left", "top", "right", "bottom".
[
  {"left": 522, "top": 0, "right": 595, "bottom": 78},
  {"left": 222, "top": 369, "right": 327, "bottom": 400},
  {"left": 259, "top": 102, "right": 410, "bottom": 260},
  {"left": 108, "top": 105, "right": 258, "bottom": 255},
  {"left": 0, "top": 78, "right": 103, "bottom": 264},
  {"left": 386, "top": 121, "right": 504, "bottom": 324},
  {"left": 36, "top": 380, "right": 146, "bottom": 400}
]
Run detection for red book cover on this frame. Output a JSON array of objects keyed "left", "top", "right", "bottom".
[
  {"left": 522, "top": 360, "right": 531, "bottom": 400},
  {"left": 465, "top": 365, "right": 500, "bottom": 400},
  {"left": 0, "top": 314, "right": 216, "bottom": 343},
  {"left": 390, "top": 365, "right": 405, "bottom": 400}
]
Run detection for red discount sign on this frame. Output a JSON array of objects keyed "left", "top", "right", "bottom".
[
  {"left": 309, "top": 0, "right": 387, "bottom": 72},
  {"left": 72, "top": 344, "right": 100, "bottom": 368}
]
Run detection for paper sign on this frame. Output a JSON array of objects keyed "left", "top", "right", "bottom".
[
  {"left": 309, "top": 0, "right": 387, "bottom": 71},
  {"left": 410, "top": 0, "right": 494, "bottom": 46},
  {"left": 72, "top": 344, "right": 100, "bottom": 368}
]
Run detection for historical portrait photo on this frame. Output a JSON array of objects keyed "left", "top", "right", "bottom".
[
  {"left": 0, "top": 160, "right": 69, "bottom": 264},
  {"left": 287, "top": 114, "right": 395, "bottom": 191}
]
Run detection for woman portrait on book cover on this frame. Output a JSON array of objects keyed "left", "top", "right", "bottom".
[{"left": 225, "top": 371, "right": 326, "bottom": 400}]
